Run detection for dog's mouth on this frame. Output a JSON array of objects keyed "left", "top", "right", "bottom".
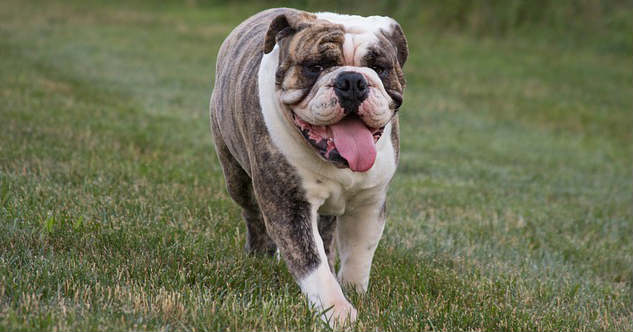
[{"left": 292, "top": 113, "right": 384, "bottom": 172}]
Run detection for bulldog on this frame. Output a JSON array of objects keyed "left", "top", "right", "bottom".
[{"left": 209, "top": 8, "right": 407, "bottom": 325}]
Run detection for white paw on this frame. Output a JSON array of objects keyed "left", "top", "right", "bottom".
[
  {"left": 337, "top": 272, "right": 369, "bottom": 294},
  {"left": 321, "top": 299, "right": 357, "bottom": 326}
]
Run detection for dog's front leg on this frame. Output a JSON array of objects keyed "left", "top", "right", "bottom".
[
  {"left": 336, "top": 193, "right": 387, "bottom": 293},
  {"left": 297, "top": 207, "right": 357, "bottom": 324},
  {"left": 254, "top": 179, "right": 356, "bottom": 324}
]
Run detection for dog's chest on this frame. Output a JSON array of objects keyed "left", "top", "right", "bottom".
[
  {"left": 314, "top": 181, "right": 347, "bottom": 216},
  {"left": 300, "top": 173, "right": 384, "bottom": 216},
  {"left": 294, "top": 130, "right": 397, "bottom": 216}
]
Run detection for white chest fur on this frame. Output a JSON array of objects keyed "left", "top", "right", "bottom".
[{"left": 258, "top": 46, "right": 397, "bottom": 216}]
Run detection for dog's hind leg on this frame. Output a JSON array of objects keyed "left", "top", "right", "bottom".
[
  {"left": 233, "top": 175, "right": 277, "bottom": 256},
  {"left": 318, "top": 215, "right": 337, "bottom": 273},
  {"left": 211, "top": 124, "right": 276, "bottom": 256}
]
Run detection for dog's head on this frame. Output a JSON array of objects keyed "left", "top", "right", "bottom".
[{"left": 264, "top": 10, "right": 408, "bottom": 172}]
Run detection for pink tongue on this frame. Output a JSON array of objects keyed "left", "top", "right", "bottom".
[{"left": 330, "top": 117, "right": 376, "bottom": 172}]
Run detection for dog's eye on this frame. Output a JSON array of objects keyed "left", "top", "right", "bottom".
[
  {"left": 371, "top": 65, "right": 386, "bottom": 76},
  {"left": 305, "top": 64, "right": 324, "bottom": 74}
]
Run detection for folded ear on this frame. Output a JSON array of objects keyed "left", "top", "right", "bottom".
[
  {"left": 387, "top": 21, "right": 408, "bottom": 67},
  {"left": 263, "top": 10, "right": 316, "bottom": 54}
]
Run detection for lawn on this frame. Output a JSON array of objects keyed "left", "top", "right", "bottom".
[{"left": 0, "top": 0, "right": 631, "bottom": 331}]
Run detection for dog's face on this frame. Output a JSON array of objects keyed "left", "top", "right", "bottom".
[{"left": 264, "top": 11, "right": 408, "bottom": 172}]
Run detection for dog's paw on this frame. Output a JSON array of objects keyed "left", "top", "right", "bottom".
[
  {"left": 337, "top": 272, "right": 369, "bottom": 294},
  {"left": 321, "top": 299, "right": 357, "bottom": 326}
]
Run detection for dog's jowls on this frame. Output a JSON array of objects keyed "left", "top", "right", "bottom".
[{"left": 209, "top": 8, "right": 407, "bottom": 325}]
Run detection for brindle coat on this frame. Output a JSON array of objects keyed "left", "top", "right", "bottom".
[{"left": 211, "top": 8, "right": 322, "bottom": 277}]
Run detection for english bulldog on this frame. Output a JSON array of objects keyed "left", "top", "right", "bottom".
[{"left": 209, "top": 8, "right": 407, "bottom": 325}]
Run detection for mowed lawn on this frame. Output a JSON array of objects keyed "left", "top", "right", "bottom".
[{"left": 1, "top": 0, "right": 631, "bottom": 331}]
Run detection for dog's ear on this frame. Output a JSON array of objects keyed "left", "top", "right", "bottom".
[
  {"left": 385, "top": 20, "right": 408, "bottom": 67},
  {"left": 264, "top": 10, "right": 315, "bottom": 54}
]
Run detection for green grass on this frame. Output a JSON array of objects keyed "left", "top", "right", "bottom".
[{"left": 1, "top": 0, "right": 631, "bottom": 331}]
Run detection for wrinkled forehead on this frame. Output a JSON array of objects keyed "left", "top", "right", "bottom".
[{"left": 315, "top": 12, "right": 395, "bottom": 66}]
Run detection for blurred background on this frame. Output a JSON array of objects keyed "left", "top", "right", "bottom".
[
  {"left": 233, "top": 0, "right": 632, "bottom": 48},
  {"left": 1, "top": 0, "right": 631, "bottom": 331}
]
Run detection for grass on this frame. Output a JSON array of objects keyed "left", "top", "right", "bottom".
[{"left": 0, "top": 0, "right": 631, "bottom": 331}]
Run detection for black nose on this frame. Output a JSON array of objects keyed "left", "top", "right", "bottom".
[{"left": 334, "top": 71, "right": 368, "bottom": 112}]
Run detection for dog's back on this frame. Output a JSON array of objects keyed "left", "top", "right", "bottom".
[{"left": 210, "top": 9, "right": 300, "bottom": 172}]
